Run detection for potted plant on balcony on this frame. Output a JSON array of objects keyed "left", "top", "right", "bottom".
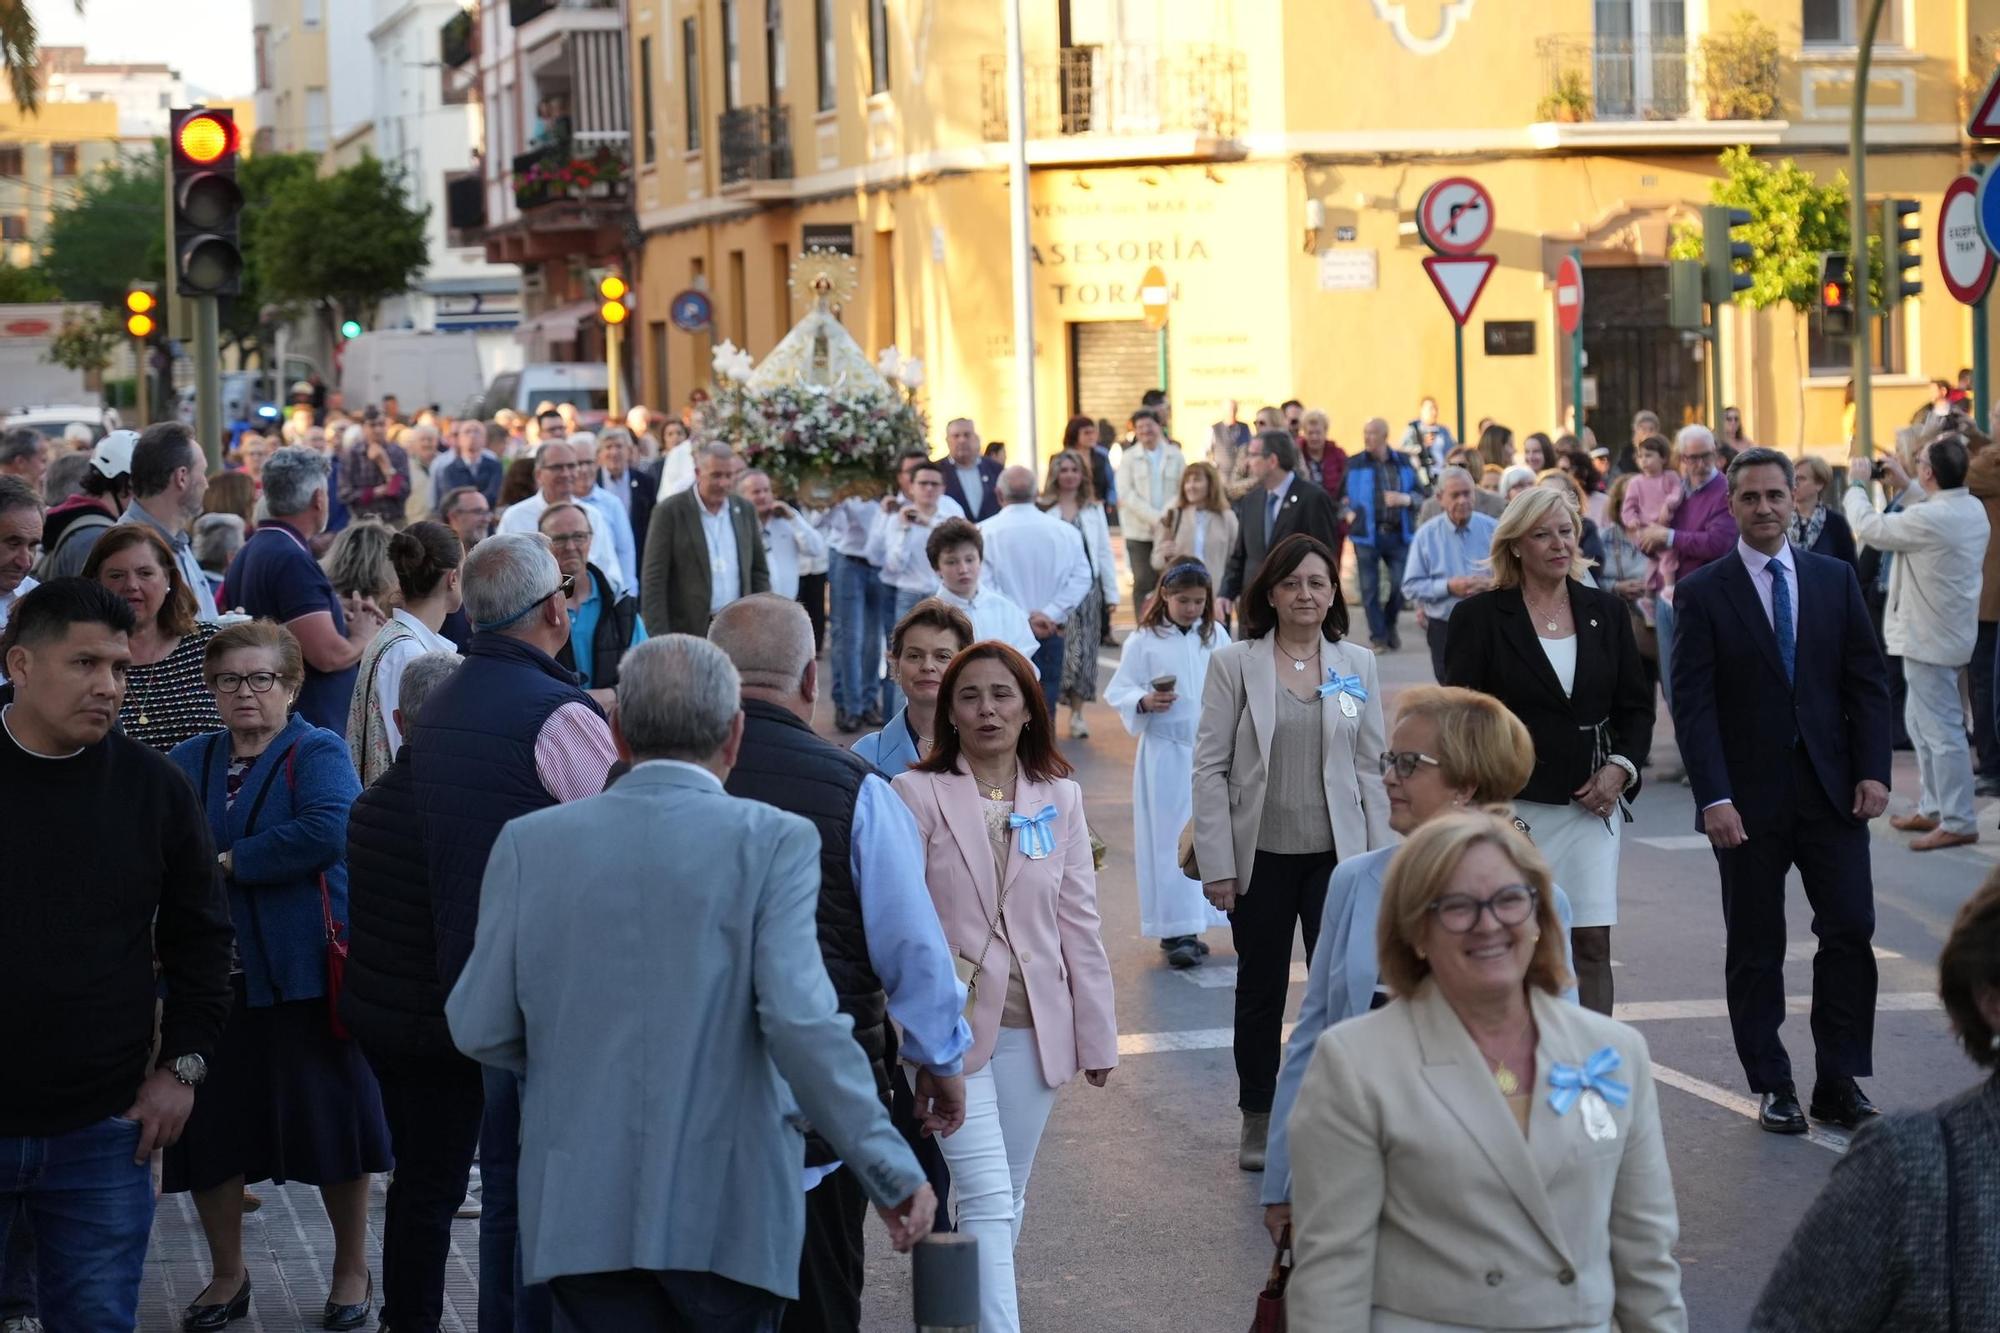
[
  {"left": 1537, "top": 68, "right": 1592, "bottom": 124},
  {"left": 441, "top": 9, "right": 474, "bottom": 68},
  {"left": 1698, "top": 13, "right": 1779, "bottom": 121}
]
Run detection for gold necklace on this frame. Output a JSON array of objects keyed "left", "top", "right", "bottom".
[
  {"left": 1476, "top": 1020, "right": 1534, "bottom": 1096},
  {"left": 1524, "top": 584, "right": 1570, "bottom": 633},
  {"left": 971, "top": 766, "right": 1016, "bottom": 800}
]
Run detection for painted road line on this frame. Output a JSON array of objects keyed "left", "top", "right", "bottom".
[
  {"left": 1650, "top": 1061, "right": 1850, "bottom": 1154},
  {"left": 1613, "top": 991, "right": 1937, "bottom": 1023},
  {"left": 1633, "top": 834, "right": 1715, "bottom": 851},
  {"left": 1785, "top": 941, "right": 1904, "bottom": 963},
  {"left": 1174, "top": 961, "right": 1308, "bottom": 990}
]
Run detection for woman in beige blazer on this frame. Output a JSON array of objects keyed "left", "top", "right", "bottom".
[
  {"left": 1192, "top": 532, "right": 1392, "bottom": 1170},
  {"left": 1288, "top": 812, "right": 1686, "bottom": 1332}
]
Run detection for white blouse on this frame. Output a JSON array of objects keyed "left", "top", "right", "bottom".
[{"left": 1536, "top": 633, "right": 1577, "bottom": 698}]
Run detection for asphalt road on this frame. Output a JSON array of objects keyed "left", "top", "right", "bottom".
[{"left": 858, "top": 621, "right": 1993, "bottom": 1332}]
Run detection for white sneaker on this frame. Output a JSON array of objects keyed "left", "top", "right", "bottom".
[
  {"left": 456, "top": 1163, "right": 482, "bottom": 1219},
  {"left": 1068, "top": 714, "right": 1089, "bottom": 739}
]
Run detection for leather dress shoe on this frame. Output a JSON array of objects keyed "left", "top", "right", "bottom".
[
  {"left": 323, "top": 1274, "right": 373, "bottom": 1331},
  {"left": 1810, "top": 1080, "right": 1881, "bottom": 1129},
  {"left": 182, "top": 1276, "right": 250, "bottom": 1331},
  {"left": 1890, "top": 812, "right": 1939, "bottom": 832},
  {"left": 1911, "top": 828, "right": 1979, "bottom": 852},
  {"left": 1758, "top": 1089, "right": 1808, "bottom": 1135}
]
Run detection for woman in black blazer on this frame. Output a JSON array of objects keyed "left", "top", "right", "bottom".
[
  {"left": 1790, "top": 453, "right": 1859, "bottom": 568},
  {"left": 1443, "top": 486, "right": 1652, "bottom": 1015}
]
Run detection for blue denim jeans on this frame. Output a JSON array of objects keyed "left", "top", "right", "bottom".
[
  {"left": 0, "top": 1206, "right": 35, "bottom": 1320},
  {"left": 1655, "top": 591, "right": 1678, "bottom": 712},
  {"left": 0, "top": 1115, "right": 154, "bottom": 1331},
  {"left": 480, "top": 1067, "right": 552, "bottom": 1333},
  {"left": 831, "top": 555, "right": 895, "bottom": 718},
  {"left": 1032, "top": 633, "right": 1065, "bottom": 717},
  {"left": 1354, "top": 529, "right": 1409, "bottom": 645}
]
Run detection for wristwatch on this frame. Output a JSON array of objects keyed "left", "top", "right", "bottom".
[{"left": 164, "top": 1054, "right": 207, "bottom": 1087}]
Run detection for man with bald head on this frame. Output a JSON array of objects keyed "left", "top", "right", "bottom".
[
  {"left": 1343, "top": 416, "right": 1423, "bottom": 652},
  {"left": 977, "top": 466, "right": 1093, "bottom": 713},
  {"left": 706, "top": 595, "right": 969, "bottom": 1329}
]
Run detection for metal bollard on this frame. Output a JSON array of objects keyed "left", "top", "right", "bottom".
[{"left": 912, "top": 1231, "right": 979, "bottom": 1331}]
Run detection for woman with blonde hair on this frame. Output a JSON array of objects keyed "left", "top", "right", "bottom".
[
  {"left": 1261, "top": 686, "right": 1581, "bottom": 1241},
  {"left": 1789, "top": 453, "right": 1858, "bottom": 569},
  {"left": 1037, "top": 447, "right": 1117, "bottom": 738},
  {"left": 1151, "top": 459, "right": 1238, "bottom": 576},
  {"left": 320, "top": 519, "right": 398, "bottom": 611},
  {"left": 1287, "top": 811, "right": 1685, "bottom": 1329},
  {"left": 1443, "top": 486, "right": 1651, "bottom": 1013}
]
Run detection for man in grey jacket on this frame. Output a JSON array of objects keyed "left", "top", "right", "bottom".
[{"left": 447, "top": 633, "right": 935, "bottom": 1330}]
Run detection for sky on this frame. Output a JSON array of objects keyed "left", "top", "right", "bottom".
[{"left": 32, "top": 0, "right": 255, "bottom": 100}]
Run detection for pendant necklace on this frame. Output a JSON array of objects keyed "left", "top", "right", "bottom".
[
  {"left": 973, "top": 766, "right": 1016, "bottom": 801},
  {"left": 1525, "top": 586, "right": 1569, "bottom": 634},
  {"left": 1276, "top": 640, "right": 1315, "bottom": 673}
]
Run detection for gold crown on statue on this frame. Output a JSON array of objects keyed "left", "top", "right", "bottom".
[{"left": 789, "top": 246, "right": 860, "bottom": 311}]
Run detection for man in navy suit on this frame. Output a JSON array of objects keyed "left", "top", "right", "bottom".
[
  {"left": 939, "top": 418, "right": 1001, "bottom": 523},
  {"left": 1670, "top": 447, "right": 1892, "bottom": 1136}
]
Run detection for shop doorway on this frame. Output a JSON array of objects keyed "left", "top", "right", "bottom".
[
  {"left": 1069, "top": 319, "right": 1156, "bottom": 433},
  {"left": 1582, "top": 266, "right": 1705, "bottom": 452}
]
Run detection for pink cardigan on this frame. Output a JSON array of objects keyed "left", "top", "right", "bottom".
[{"left": 892, "top": 768, "right": 1119, "bottom": 1083}]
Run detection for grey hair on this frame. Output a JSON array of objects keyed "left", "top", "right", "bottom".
[
  {"left": 534, "top": 440, "right": 573, "bottom": 468},
  {"left": 62, "top": 421, "right": 94, "bottom": 447},
  {"left": 616, "top": 634, "right": 742, "bottom": 762},
  {"left": 696, "top": 441, "right": 737, "bottom": 468},
  {"left": 998, "top": 465, "right": 1037, "bottom": 504},
  {"left": 461, "top": 532, "right": 559, "bottom": 633},
  {"left": 0, "top": 429, "right": 40, "bottom": 466},
  {"left": 396, "top": 651, "right": 462, "bottom": 729},
  {"left": 193, "top": 512, "right": 246, "bottom": 570},
  {"left": 1499, "top": 464, "right": 1537, "bottom": 494},
  {"left": 566, "top": 431, "right": 597, "bottom": 455},
  {"left": 0, "top": 474, "right": 43, "bottom": 519},
  {"left": 261, "top": 445, "right": 331, "bottom": 517},
  {"left": 342, "top": 424, "right": 365, "bottom": 449},
  {"left": 597, "top": 426, "right": 633, "bottom": 450},
  {"left": 1674, "top": 423, "right": 1715, "bottom": 455},
  {"left": 43, "top": 450, "right": 93, "bottom": 504},
  {"left": 707, "top": 593, "right": 814, "bottom": 693},
  {"left": 1437, "top": 465, "right": 1475, "bottom": 490}
]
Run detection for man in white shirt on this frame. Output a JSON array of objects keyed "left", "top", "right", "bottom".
[
  {"left": 926, "top": 516, "right": 1040, "bottom": 670},
  {"left": 978, "top": 467, "right": 1091, "bottom": 713},
  {"left": 1115, "top": 408, "right": 1186, "bottom": 624},
  {"left": 497, "top": 441, "right": 628, "bottom": 592},
  {"left": 738, "top": 468, "right": 827, "bottom": 602}
]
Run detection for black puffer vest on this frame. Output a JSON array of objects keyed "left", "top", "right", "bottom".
[{"left": 340, "top": 748, "right": 455, "bottom": 1059}]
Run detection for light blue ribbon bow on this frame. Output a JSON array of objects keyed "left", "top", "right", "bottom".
[
  {"left": 1316, "top": 670, "right": 1368, "bottom": 704},
  {"left": 1010, "top": 804, "right": 1059, "bottom": 860},
  {"left": 1546, "top": 1046, "right": 1631, "bottom": 1116}
]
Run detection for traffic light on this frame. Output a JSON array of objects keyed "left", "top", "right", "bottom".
[
  {"left": 124, "top": 283, "right": 158, "bottom": 339},
  {"left": 597, "top": 270, "right": 631, "bottom": 326},
  {"left": 1817, "top": 252, "right": 1854, "bottom": 339},
  {"left": 340, "top": 319, "right": 363, "bottom": 340},
  {"left": 1880, "top": 197, "right": 1922, "bottom": 305},
  {"left": 1702, "top": 205, "right": 1753, "bottom": 305},
  {"left": 170, "top": 107, "right": 243, "bottom": 296}
]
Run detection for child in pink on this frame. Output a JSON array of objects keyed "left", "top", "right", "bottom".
[{"left": 1619, "top": 434, "right": 1683, "bottom": 625}]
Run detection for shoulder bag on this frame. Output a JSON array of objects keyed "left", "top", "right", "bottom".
[
  {"left": 280, "top": 744, "right": 351, "bottom": 1040},
  {"left": 1250, "top": 1225, "right": 1291, "bottom": 1332},
  {"left": 954, "top": 871, "right": 1012, "bottom": 1023}
]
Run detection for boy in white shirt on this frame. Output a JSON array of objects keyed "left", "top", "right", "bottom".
[{"left": 925, "top": 517, "right": 1041, "bottom": 670}]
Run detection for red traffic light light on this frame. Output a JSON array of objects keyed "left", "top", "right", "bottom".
[
  {"left": 176, "top": 112, "right": 237, "bottom": 165},
  {"left": 1821, "top": 280, "right": 1843, "bottom": 306}
]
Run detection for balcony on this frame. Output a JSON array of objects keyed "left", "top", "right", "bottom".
[
  {"left": 979, "top": 44, "right": 1245, "bottom": 156},
  {"left": 440, "top": 8, "right": 474, "bottom": 70},
  {"left": 1536, "top": 34, "right": 1690, "bottom": 122},
  {"left": 511, "top": 136, "right": 630, "bottom": 212},
  {"left": 511, "top": 0, "right": 615, "bottom": 25},
  {"left": 719, "top": 105, "right": 793, "bottom": 188}
]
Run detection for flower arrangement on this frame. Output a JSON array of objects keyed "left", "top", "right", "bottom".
[
  {"left": 706, "top": 340, "right": 929, "bottom": 503},
  {"left": 513, "top": 143, "right": 629, "bottom": 205}
]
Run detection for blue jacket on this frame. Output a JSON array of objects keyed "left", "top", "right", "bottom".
[
  {"left": 412, "top": 631, "right": 599, "bottom": 991},
  {"left": 850, "top": 706, "right": 922, "bottom": 777},
  {"left": 170, "top": 715, "right": 360, "bottom": 1009},
  {"left": 1343, "top": 454, "right": 1421, "bottom": 546},
  {"left": 1262, "top": 844, "right": 1577, "bottom": 1205}
]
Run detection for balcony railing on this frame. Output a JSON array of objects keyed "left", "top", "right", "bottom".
[
  {"left": 1536, "top": 34, "right": 1690, "bottom": 122},
  {"left": 718, "top": 104, "right": 793, "bottom": 186},
  {"left": 440, "top": 8, "right": 475, "bottom": 70},
  {"left": 511, "top": 0, "right": 615, "bottom": 26},
  {"left": 511, "top": 135, "right": 630, "bottom": 212},
  {"left": 979, "top": 44, "right": 1245, "bottom": 142}
]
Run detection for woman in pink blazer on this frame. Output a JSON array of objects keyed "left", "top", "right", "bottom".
[{"left": 893, "top": 641, "right": 1118, "bottom": 1333}]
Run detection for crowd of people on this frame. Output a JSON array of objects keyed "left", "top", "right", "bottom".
[{"left": 1, "top": 378, "right": 1998, "bottom": 1333}]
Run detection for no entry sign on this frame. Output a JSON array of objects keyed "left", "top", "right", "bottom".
[{"left": 1554, "top": 254, "right": 1584, "bottom": 335}]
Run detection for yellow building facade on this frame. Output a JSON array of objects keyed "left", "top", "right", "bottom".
[
  {"left": 0, "top": 101, "right": 134, "bottom": 268},
  {"left": 625, "top": 0, "right": 2000, "bottom": 466}
]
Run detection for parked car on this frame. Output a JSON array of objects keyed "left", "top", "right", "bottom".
[
  {"left": 3, "top": 404, "right": 117, "bottom": 445},
  {"left": 477, "top": 362, "right": 611, "bottom": 427}
]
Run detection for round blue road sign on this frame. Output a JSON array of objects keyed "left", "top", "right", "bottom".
[
  {"left": 1976, "top": 165, "right": 2000, "bottom": 258},
  {"left": 669, "top": 289, "right": 712, "bottom": 332}
]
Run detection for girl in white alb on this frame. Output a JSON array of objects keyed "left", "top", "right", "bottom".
[{"left": 1106, "top": 560, "right": 1231, "bottom": 968}]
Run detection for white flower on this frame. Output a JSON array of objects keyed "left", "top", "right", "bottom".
[
  {"left": 712, "top": 340, "right": 754, "bottom": 383},
  {"left": 876, "top": 346, "right": 902, "bottom": 380},
  {"left": 898, "top": 357, "right": 924, "bottom": 389}
]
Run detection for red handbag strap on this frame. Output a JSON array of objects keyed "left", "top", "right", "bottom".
[{"left": 1264, "top": 1225, "right": 1292, "bottom": 1296}]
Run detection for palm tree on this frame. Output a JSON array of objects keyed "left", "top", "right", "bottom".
[{"left": 1, "top": 1, "right": 84, "bottom": 113}]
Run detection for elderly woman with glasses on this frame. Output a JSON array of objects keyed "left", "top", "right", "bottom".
[
  {"left": 1286, "top": 812, "right": 1686, "bottom": 1331},
  {"left": 1261, "top": 686, "right": 1578, "bottom": 1243},
  {"left": 166, "top": 620, "right": 388, "bottom": 1332}
]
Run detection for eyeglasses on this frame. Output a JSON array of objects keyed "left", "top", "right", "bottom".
[
  {"left": 211, "top": 671, "right": 282, "bottom": 695},
  {"left": 1428, "top": 884, "right": 1539, "bottom": 934},
  {"left": 1379, "top": 750, "right": 1443, "bottom": 780},
  {"left": 546, "top": 532, "right": 592, "bottom": 548},
  {"left": 480, "top": 574, "right": 577, "bottom": 631},
  {"left": 538, "top": 461, "right": 588, "bottom": 473}
]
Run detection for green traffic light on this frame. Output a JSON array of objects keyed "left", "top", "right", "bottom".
[{"left": 340, "top": 320, "right": 362, "bottom": 339}]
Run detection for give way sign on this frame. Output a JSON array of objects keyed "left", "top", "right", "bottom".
[{"left": 1423, "top": 254, "right": 1498, "bottom": 326}]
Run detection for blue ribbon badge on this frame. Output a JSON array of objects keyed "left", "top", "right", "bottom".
[
  {"left": 1010, "top": 804, "right": 1059, "bottom": 860},
  {"left": 1317, "top": 670, "right": 1368, "bottom": 717},
  {"left": 1547, "top": 1046, "right": 1632, "bottom": 1119}
]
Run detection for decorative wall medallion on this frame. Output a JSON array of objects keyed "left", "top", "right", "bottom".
[{"left": 1370, "top": 0, "right": 1476, "bottom": 56}]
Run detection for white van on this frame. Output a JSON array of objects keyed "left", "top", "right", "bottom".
[{"left": 477, "top": 362, "right": 612, "bottom": 426}]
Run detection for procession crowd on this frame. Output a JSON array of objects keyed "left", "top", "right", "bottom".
[{"left": 2, "top": 380, "right": 1999, "bottom": 1333}]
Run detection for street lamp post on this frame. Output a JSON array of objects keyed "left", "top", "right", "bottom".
[
  {"left": 1848, "top": 0, "right": 1889, "bottom": 457},
  {"left": 1003, "top": 0, "right": 1039, "bottom": 470}
]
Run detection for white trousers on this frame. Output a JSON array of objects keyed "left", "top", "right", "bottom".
[
  {"left": 1904, "top": 659, "right": 1977, "bottom": 834},
  {"left": 932, "top": 1027, "right": 1059, "bottom": 1333}
]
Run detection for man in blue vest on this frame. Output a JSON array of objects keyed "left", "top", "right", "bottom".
[
  {"left": 411, "top": 532, "right": 616, "bottom": 1333},
  {"left": 1343, "top": 417, "right": 1423, "bottom": 652}
]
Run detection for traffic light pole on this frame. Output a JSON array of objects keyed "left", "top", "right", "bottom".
[
  {"left": 194, "top": 295, "right": 222, "bottom": 469},
  {"left": 606, "top": 323, "right": 624, "bottom": 420},
  {"left": 1849, "top": 0, "right": 1887, "bottom": 456},
  {"left": 1708, "top": 310, "right": 1724, "bottom": 434}
]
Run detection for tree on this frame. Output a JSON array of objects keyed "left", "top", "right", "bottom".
[
  {"left": 40, "top": 144, "right": 167, "bottom": 308},
  {"left": 0, "top": 263, "right": 60, "bottom": 302},
  {"left": 1670, "top": 145, "right": 1850, "bottom": 447},
  {"left": 254, "top": 156, "right": 430, "bottom": 348},
  {"left": 44, "top": 306, "right": 122, "bottom": 375},
  {"left": 224, "top": 151, "right": 321, "bottom": 357},
  {"left": 0, "top": 0, "right": 81, "bottom": 111}
]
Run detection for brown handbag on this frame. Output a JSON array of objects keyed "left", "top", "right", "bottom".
[{"left": 1251, "top": 1225, "right": 1292, "bottom": 1332}]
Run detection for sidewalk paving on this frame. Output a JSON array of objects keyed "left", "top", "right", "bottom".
[{"left": 140, "top": 1177, "right": 478, "bottom": 1332}]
